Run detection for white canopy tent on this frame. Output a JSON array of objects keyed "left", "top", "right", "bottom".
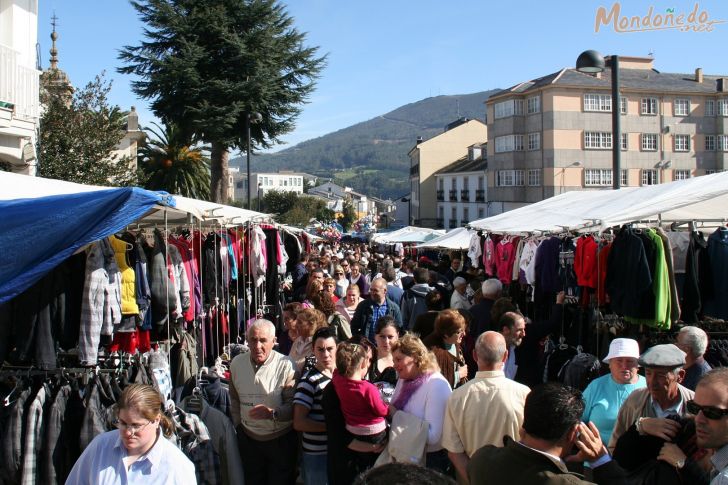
[
  {"left": 372, "top": 226, "right": 445, "bottom": 244},
  {"left": 469, "top": 172, "right": 728, "bottom": 234},
  {"left": 0, "top": 171, "right": 273, "bottom": 225},
  {"left": 417, "top": 226, "right": 474, "bottom": 249}
]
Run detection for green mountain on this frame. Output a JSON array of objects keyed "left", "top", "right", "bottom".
[{"left": 234, "top": 89, "right": 499, "bottom": 200}]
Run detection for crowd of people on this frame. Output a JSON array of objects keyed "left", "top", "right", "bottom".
[{"left": 70, "top": 241, "right": 728, "bottom": 485}]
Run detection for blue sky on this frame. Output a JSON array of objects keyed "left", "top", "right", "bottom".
[{"left": 38, "top": 0, "right": 728, "bottom": 153}]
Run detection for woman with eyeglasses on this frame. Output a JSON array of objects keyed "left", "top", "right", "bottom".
[
  {"left": 66, "top": 383, "right": 195, "bottom": 484},
  {"left": 422, "top": 309, "right": 469, "bottom": 389}
]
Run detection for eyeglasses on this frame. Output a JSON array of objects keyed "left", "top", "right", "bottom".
[
  {"left": 114, "top": 419, "right": 153, "bottom": 435},
  {"left": 686, "top": 400, "right": 728, "bottom": 420},
  {"left": 335, "top": 272, "right": 344, "bottom": 275}
]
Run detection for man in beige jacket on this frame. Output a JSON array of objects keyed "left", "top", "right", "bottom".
[{"left": 230, "top": 319, "right": 297, "bottom": 484}]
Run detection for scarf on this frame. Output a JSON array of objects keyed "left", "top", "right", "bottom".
[{"left": 391, "top": 372, "right": 432, "bottom": 411}]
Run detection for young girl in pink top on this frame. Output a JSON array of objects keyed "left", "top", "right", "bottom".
[{"left": 331, "top": 341, "right": 389, "bottom": 443}]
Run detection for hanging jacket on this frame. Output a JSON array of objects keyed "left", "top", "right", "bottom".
[
  {"left": 147, "top": 230, "right": 177, "bottom": 328},
  {"left": 109, "top": 236, "right": 139, "bottom": 316}
]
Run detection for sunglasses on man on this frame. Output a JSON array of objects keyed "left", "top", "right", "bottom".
[{"left": 686, "top": 400, "right": 728, "bottom": 420}]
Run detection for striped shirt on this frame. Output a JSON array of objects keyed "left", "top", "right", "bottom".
[{"left": 293, "top": 367, "right": 331, "bottom": 454}]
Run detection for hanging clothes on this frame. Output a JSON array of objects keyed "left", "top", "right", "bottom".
[
  {"left": 703, "top": 227, "right": 728, "bottom": 319},
  {"left": 681, "top": 231, "right": 711, "bottom": 323}
]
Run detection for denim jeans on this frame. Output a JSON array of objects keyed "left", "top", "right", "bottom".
[{"left": 302, "top": 452, "right": 328, "bottom": 485}]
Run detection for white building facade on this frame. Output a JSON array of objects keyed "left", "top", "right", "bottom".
[{"left": 0, "top": 0, "right": 40, "bottom": 175}]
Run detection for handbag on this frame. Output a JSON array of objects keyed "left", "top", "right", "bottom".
[{"left": 373, "top": 410, "right": 429, "bottom": 467}]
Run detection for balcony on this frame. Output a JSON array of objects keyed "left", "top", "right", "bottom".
[
  {"left": 475, "top": 189, "right": 485, "bottom": 202},
  {"left": 449, "top": 190, "right": 458, "bottom": 201},
  {"left": 449, "top": 220, "right": 458, "bottom": 229},
  {"left": 460, "top": 189, "right": 470, "bottom": 201},
  {"left": 0, "top": 44, "right": 40, "bottom": 121},
  {"left": 436, "top": 190, "right": 444, "bottom": 201}
]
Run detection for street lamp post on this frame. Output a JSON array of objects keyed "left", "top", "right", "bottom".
[
  {"left": 245, "top": 111, "right": 262, "bottom": 209},
  {"left": 257, "top": 183, "right": 263, "bottom": 212},
  {"left": 576, "top": 50, "right": 621, "bottom": 190}
]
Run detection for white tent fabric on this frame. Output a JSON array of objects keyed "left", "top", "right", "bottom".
[
  {"left": 0, "top": 171, "right": 274, "bottom": 225},
  {"left": 469, "top": 172, "right": 728, "bottom": 234},
  {"left": 371, "top": 226, "right": 445, "bottom": 243},
  {"left": 417, "top": 227, "right": 474, "bottom": 249}
]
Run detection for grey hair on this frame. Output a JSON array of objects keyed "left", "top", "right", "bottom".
[
  {"left": 678, "top": 326, "right": 708, "bottom": 357},
  {"left": 481, "top": 278, "right": 503, "bottom": 298},
  {"left": 247, "top": 319, "right": 276, "bottom": 339},
  {"left": 475, "top": 331, "right": 507, "bottom": 365}
]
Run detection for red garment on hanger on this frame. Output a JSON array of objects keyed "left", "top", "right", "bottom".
[
  {"left": 597, "top": 243, "right": 612, "bottom": 305},
  {"left": 575, "top": 236, "right": 599, "bottom": 289}
]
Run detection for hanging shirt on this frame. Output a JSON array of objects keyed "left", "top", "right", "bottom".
[{"left": 467, "top": 233, "right": 482, "bottom": 268}]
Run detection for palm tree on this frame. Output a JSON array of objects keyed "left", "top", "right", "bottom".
[{"left": 138, "top": 122, "right": 211, "bottom": 199}]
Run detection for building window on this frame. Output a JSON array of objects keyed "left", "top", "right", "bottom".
[
  {"left": 621, "top": 133, "right": 628, "bottom": 151},
  {"left": 451, "top": 206, "right": 457, "bottom": 220},
  {"left": 641, "top": 97, "right": 658, "bottom": 115},
  {"left": 528, "top": 132, "right": 541, "bottom": 151},
  {"left": 527, "top": 96, "right": 540, "bottom": 114},
  {"left": 674, "top": 134, "right": 691, "bottom": 152},
  {"left": 463, "top": 207, "right": 469, "bottom": 224},
  {"left": 673, "top": 170, "right": 691, "bottom": 180},
  {"left": 451, "top": 178, "right": 457, "bottom": 190},
  {"left": 719, "top": 99, "right": 728, "bottom": 116},
  {"left": 494, "top": 99, "right": 524, "bottom": 119},
  {"left": 705, "top": 135, "right": 716, "bottom": 151},
  {"left": 705, "top": 169, "right": 722, "bottom": 175},
  {"left": 641, "top": 133, "right": 658, "bottom": 151},
  {"left": 584, "top": 169, "right": 612, "bottom": 186},
  {"left": 705, "top": 99, "right": 715, "bottom": 116},
  {"left": 439, "top": 178, "right": 444, "bottom": 190},
  {"left": 527, "top": 169, "right": 541, "bottom": 186},
  {"left": 642, "top": 169, "right": 658, "bottom": 185},
  {"left": 584, "top": 93, "right": 611, "bottom": 112},
  {"left": 496, "top": 170, "right": 525, "bottom": 187},
  {"left": 620, "top": 96, "right": 628, "bottom": 114},
  {"left": 584, "top": 131, "right": 612, "bottom": 149},
  {"left": 621, "top": 169, "right": 628, "bottom": 186},
  {"left": 477, "top": 176, "right": 484, "bottom": 190},
  {"left": 719, "top": 135, "right": 728, "bottom": 151},
  {"left": 495, "top": 135, "right": 524, "bottom": 153},
  {"left": 478, "top": 208, "right": 485, "bottom": 219},
  {"left": 674, "top": 99, "right": 690, "bottom": 116}
]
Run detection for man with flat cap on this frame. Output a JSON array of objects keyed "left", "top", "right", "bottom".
[{"left": 608, "top": 344, "right": 695, "bottom": 452}]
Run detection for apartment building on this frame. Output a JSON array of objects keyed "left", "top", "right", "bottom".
[
  {"left": 0, "top": 0, "right": 40, "bottom": 175},
  {"left": 434, "top": 143, "right": 487, "bottom": 229},
  {"left": 408, "top": 118, "right": 488, "bottom": 228},
  {"left": 486, "top": 56, "right": 728, "bottom": 215},
  {"left": 233, "top": 170, "right": 306, "bottom": 202}
]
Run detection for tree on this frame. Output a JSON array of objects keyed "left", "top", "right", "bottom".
[
  {"left": 138, "top": 122, "right": 211, "bottom": 199},
  {"left": 340, "top": 199, "right": 357, "bottom": 231},
  {"left": 37, "top": 74, "right": 136, "bottom": 186},
  {"left": 119, "top": 0, "right": 326, "bottom": 202}
]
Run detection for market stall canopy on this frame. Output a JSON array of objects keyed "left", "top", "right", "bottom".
[
  {"left": 371, "top": 226, "right": 444, "bottom": 244},
  {"left": 469, "top": 172, "right": 728, "bottom": 234},
  {"left": 0, "top": 172, "right": 181, "bottom": 304},
  {"left": 172, "top": 195, "right": 270, "bottom": 226},
  {"left": 385, "top": 229, "right": 445, "bottom": 243},
  {"left": 417, "top": 226, "right": 474, "bottom": 249}
]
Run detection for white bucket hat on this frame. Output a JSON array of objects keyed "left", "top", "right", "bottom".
[{"left": 603, "top": 338, "right": 640, "bottom": 363}]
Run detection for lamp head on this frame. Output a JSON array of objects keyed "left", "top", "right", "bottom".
[
  {"left": 249, "top": 112, "right": 263, "bottom": 123},
  {"left": 576, "top": 50, "right": 606, "bottom": 73}
]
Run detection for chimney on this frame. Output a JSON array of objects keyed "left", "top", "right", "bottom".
[
  {"left": 718, "top": 78, "right": 728, "bottom": 93},
  {"left": 695, "top": 68, "right": 704, "bottom": 83},
  {"left": 416, "top": 136, "right": 423, "bottom": 145}
]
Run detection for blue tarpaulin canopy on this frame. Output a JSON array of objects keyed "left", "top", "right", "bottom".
[{"left": 0, "top": 173, "right": 178, "bottom": 304}]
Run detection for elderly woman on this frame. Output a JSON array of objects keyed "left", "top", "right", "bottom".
[
  {"left": 290, "top": 308, "right": 328, "bottom": 372},
  {"left": 391, "top": 333, "right": 453, "bottom": 474},
  {"left": 423, "top": 309, "right": 468, "bottom": 389},
  {"left": 66, "top": 384, "right": 195, "bottom": 484},
  {"left": 581, "top": 338, "right": 646, "bottom": 445}
]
